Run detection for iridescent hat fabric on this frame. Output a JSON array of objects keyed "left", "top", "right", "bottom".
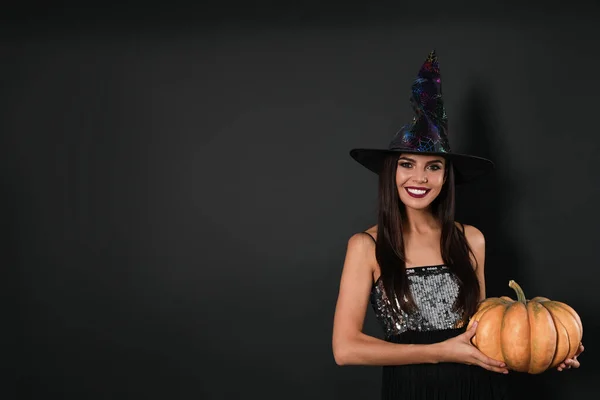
[{"left": 349, "top": 50, "right": 494, "bottom": 184}]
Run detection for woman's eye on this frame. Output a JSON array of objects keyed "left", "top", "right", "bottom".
[
  {"left": 399, "top": 162, "right": 412, "bottom": 168},
  {"left": 428, "top": 164, "right": 442, "bottom": 171}
]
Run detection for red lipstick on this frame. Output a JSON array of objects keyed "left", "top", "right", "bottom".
[{"left": 404, "top": 186, "right": 431, "bottom": 198}]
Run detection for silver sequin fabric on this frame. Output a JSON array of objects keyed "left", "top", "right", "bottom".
[{"left": 370, "top": 265, "right": 466, "bottom": 338}]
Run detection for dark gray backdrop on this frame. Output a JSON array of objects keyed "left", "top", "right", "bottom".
[{"left": 5, "top": 2, "right": 598, "bottom": 399}]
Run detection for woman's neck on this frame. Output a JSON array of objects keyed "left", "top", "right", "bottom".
[{"left": 403, "top": 207, "right": 440, "bottom": 234}]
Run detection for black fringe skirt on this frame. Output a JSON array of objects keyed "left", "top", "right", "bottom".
[{"left": 381, "top": 328, "right": 510, "bottom": 400}]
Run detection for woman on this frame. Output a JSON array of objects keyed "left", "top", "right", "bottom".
[{"left": 331, "top": 51, "right": 583, "bottom": 399}]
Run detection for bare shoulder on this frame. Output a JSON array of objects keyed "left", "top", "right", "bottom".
[
  {"left": 461, "top": 223, "right": 485, "bottom": 249},
  {"left": 344, "top": 227, "right": 378, "bottom": 274},
  {"left": 364, "top": 224, "right": 378, "bottom": 240},
  {"left": 455, "top": 222, "right": 486, "bottom": 271},
  {"left": 455, "top": 222, "right": 485, "bottom": 255},
  {"left": 347, "top": 227, "right": 377, "bottom": 251}
]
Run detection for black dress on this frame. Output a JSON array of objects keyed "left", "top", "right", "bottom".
[{"left": 364, "top": 232, "right": 510, "bottom": 399}]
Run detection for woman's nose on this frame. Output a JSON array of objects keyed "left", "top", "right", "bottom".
[{"left": 413, "top": 174, "right": 428, "bottom": 183}]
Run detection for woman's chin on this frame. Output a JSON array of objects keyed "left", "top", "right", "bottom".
[
  {"left": 405, "top": 203, "right": 433, "bottom": 211},
  {"left": 399, "top": 195, "right": 435, "bottom": 210}
]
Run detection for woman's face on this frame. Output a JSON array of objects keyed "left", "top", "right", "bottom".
[{"left": 395, "top": 153, "right": 447, "bottom": 210}]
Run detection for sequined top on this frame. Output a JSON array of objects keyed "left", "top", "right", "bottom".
[{"left": 370, "top": 265, "right": 466, "bottom": 339}]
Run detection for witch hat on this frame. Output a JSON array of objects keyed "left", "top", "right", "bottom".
[{"left": 349, "top": 50, "right": 493, "bottom": 184}]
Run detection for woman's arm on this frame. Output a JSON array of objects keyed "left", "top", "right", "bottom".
[{"left": 332, "top": 233, "right": 440, "bottom": 366}]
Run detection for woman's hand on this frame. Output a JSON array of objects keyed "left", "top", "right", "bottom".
[
  {"left": 557, "top": 343, "right": 584, "bottom": 372},
  {"left": 436, "top": 321, "right": 509, "bottom": 373}
]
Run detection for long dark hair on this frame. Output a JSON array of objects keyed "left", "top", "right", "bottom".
[{"left": 375, "top": 154, "right": 480, "bottom": 319}]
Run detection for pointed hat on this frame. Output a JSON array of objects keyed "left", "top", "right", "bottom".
[{"left": 349, "top": 50, "right": 493, "bottom": 184}]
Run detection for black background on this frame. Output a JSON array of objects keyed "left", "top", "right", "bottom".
[{"left": 5, "top": 1, "right": 599, "bottom": 399}]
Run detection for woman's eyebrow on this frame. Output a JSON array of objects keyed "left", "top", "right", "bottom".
[{"left": 398, "top": 157, "right": 416, "bottom": 162}]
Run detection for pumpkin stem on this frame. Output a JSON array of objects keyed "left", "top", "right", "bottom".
[{"left": 508, "top": 280, "right": 527, "bottom": 304}]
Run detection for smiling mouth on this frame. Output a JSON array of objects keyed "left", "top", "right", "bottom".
[{"left": 405, "top": 187, "right": 431, "bottom": 198}]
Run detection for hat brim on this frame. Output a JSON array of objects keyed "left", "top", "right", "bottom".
[{"left": 349, "top": 148, "right": 494, "bottom": 185}]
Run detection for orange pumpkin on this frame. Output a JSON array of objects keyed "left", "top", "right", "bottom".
[{"left": 466, "top": 280, "right": 583, "bottom": 374}]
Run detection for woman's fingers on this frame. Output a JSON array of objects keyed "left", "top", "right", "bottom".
[
  {"left": 463, "top": 321, "right": 478, "bottom": 340},
  {"left": 565, "top": 357, "right": 580, "bottom": 368},
  {"left": 557, "top": 356, "right": 581, "bottom": 371},
  {"left": 474, "top": 359, "right": 509, "bottom": 373},
  {"left": 477, "top": 353, "right": 506, "bottom": 368},
  {"left": 472, "top": 352, "right": 508, "bottom": 373}
]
